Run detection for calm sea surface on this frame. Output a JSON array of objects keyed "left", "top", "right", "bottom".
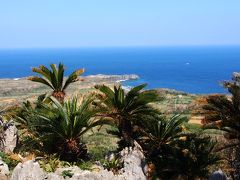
[{"left": 0, "top": 46, "right": 240, "bottom": 94}]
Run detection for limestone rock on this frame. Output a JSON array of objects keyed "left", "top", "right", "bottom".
[
  {"left": 1, "top": 121, "right": 17, "bottom": 153},
  {"left": 11, "top": 160, "right": 46, "bottom": 180},
  {"left": 120, "top": 141, "right": 147, "bottom": 180},
  {"left": 47, "top": 166, "right": 119, "bottom": 180},
  {"left": 0, "top": 159, "right": 10, "bottom": 180},
  {"left": 10, "top": 142, "right": 147, "bottom": 180}
]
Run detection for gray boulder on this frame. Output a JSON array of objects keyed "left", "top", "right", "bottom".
[
  {"left": 11, "top": 160, "right": 46, "bottom": 180},
  {"left": 0, "top": 159, "right": 10, "bottom": 180},
  {"left": 47, "top": 166, "right": 118, "bottom": 180},
  {"left": 120, "top": 141, "right": 147, "bottom": 180},
  {"left": 0, "top": 121, "right": 17, "bottom": 153},
  {"left": 10, "top": 141, "right": 147, "bottom": 180}
]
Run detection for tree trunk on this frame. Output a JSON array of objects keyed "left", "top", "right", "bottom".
[
  {"left": 52, "top": 91, "right": 65, "bottom": 104},
  {"left": 120, "top": 119, "right": 133, "bottom": 147}
]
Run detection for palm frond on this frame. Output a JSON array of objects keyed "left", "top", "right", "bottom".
[
  {"left": 50, "top": 64, "right": 59, "bottom": 89},
  {"left": 63, "top": 68, "right": 84, "bottom": 91},
  {"left": 27, "top": 76, "right": 54, "bottom": 90}
]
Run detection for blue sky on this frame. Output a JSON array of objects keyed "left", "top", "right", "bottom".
[{"left": 0, "top": 0, "right": 240, "bottom": 48}]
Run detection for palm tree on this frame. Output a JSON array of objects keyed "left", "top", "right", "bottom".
[
  {"left": 202, "top": 72, "right": 240, "bottom": 145},
  {"left": 202, "top": 72, "right": 240, "bottom": 179},
  {"left": 28, "top": 63, "right": 84, "bottom": 103},
  {"left": 138, "top": 115, "right": 187, "bottom": 150},
  {"left": 95, "top": 83, "right": 159, "bottom": 148},
  {"left": 139, "top": 115, "right": 219, "bottom": 179},
  {"left": 16, "top": 96, "right": 108, "bottom": 161},
  {"left": 170, "top": 134, "right": 219, "bottom": 180}
]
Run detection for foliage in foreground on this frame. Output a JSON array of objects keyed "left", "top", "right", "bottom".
[
  {"left": 61, "top": 170, "right": 74, "bottom": 179},
  {"left": 0, "top": 152, "right": 20, "bottom": 171},
  {"left": 137, "top": 115, "right": 220, "bottom": 179},
  {"left": 202, "top": 72, "right": 240, "bottom": 179},
  {"left": 15, "top": 95, "right": 109, "bottom": 161},
  {"left": 103, "top": 157, "right": 123, "bottom": 175},
  {"left": 203, "top": 74, "right": 240, "bottom": 143}
]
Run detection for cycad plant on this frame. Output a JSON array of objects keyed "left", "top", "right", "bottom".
[
  {"left": 202, "top": 72, "right": 240, "bottom": 178},
  {"left": 28, "top": 63, "right": 84, "bottom": 103},
  {"left": 172, "top": 134, "right": 219, "bottom": 180},
  {"left": 202, "top": 73, "right": 240, "bottom": 142},
  {"left": 139, "top": 115, "right": 219, "bottom": 179},
  {"left": 95, "top": 84, "right": 159, "bottom": 148},
  {"left": 16, "top": 96, "right": 108, "bottom": 161},
  {"left": 138, "top": 114, "right": 188, "bottom": 161}
]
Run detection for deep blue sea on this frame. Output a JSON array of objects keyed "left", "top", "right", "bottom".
[{"left": 0, "top": 46, "right": 240, "bottom": 94}]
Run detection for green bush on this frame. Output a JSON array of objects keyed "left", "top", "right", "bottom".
[
  {"left": 0, "top": 152, "right": 20, "bottom": 171},
  {"left": 61, "top": 170, "right": 74, "bottom": 179}
]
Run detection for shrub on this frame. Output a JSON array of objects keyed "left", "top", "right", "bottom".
[
  {"left": 61, "top": 170, "right": 74, "bottom": 179},
  {"left": 0, "top": 152, "right": 20, "bottom": 171},
  {"left": 103, "top": 157, "right": 123, "bottom": 174}
]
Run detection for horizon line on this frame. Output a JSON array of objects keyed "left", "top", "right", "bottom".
[{"left": 1, "top": 44, "right": 240, "bottom": 50}]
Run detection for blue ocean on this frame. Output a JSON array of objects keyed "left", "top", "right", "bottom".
[{"left": 0, "top": 46, "right": 240, "bottom": 94}]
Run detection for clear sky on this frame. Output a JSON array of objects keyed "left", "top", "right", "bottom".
[{"left": 0, "top": 0, "right": 240, "bottom": 48}]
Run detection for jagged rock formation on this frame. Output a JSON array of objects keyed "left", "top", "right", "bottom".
[
  {"left": 10, "top": 160, "right": 45, "bottom": 180},
  {"left": 47, "top": 166, "right": 117, "bottom": 180},
  {"left": 0, "top": 120, "right": 17, "bottom": 153},
  {"left": 120, "top": 142, "right": 147, "bottom": 180},
  {"left": 10, "top": 142, "right": 147, "bottom": 180}
]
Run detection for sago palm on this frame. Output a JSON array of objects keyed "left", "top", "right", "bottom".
[
  {"left": 139, "top": 115, "right": 188, "bottom": 151},
  {"left": 158, "top": 134, "right": 220, "bottom": 180},
  {"left": 28, "top": 63, "right": 84, "bottom": 103},
  {"left": 139, "top": 115, "right": 219, "bottom": 179},
  {"left": 17, "top": 96, "right": 108, "bottom": 161},
  {"left": 202, "top": 72, "right": 240, "bottom": 179},
  {"left": 202, "top": 72, "right": 240, "bottom": 143},
  {"left": 95, "top": 83, "right": 159, "bottom": 148}
]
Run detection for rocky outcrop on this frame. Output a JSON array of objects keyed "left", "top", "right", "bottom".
[
  {"left": 10, "top": 141, "right": 147, "bottom": 180},
  {"left": 47, "top": 166, "right": 117, "bottom": 180},
  {"left": 0, "top": 159, "right": 10, "bottom": 180},
  {"left": 120, "top": 142, "right": 147, "bottom": 180},
  {"left": 2, "top": 123, "right": 17, "bottom": 153},
  {"left": 0, "top": 120, "right": 17, "bottom": 153},
  {"left": 11, "top": 160, "right": 46, "bottom": 180}
]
